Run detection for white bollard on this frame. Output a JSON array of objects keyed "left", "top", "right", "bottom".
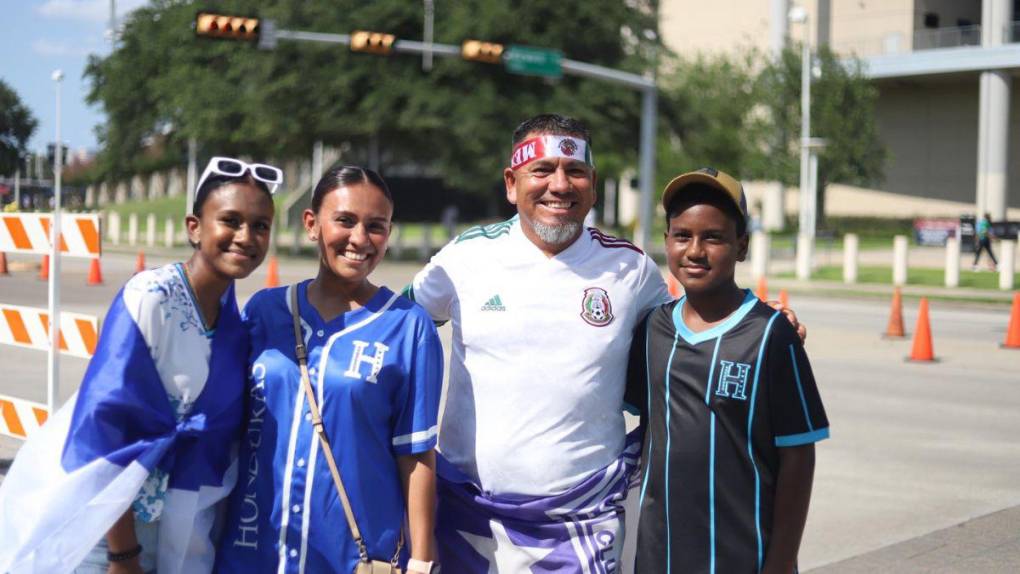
[
  {"left": 164, "top": 217, "right": 175, "bottom": 248},
  {"left": 893, "top": 235, "right": 909, "bottom": 286},
  {"left": 128, "top": 213, "right": 139, "bottom": 246},
  {"left": 421, "top": 224, "right": 433, "bottom": 261},
  {"left": 290, "top": 224, "right": 302, "bottom": 256},
  {"left": 1000, "top": 240, "right": 1016, "bottom": 290},
  {"left": 795, "top": 234, "right": 813, "bottom": 280},
  {"left": 146, "top": 213, "right": 156, "bottom": 247},
  {"left": 750, "top": 231, "right": 769, "bottom": 280},
  {"left": 390, "top": 224, "right": 404, "bottom": 259},
  {"left": 843, "top": 233, "right": 859, "bottom": 284},
  {"left": 945, "top": 236, "right": 960, "bottom": 288},
  {"left": 109, "top": 212, "right": 121, "bottom": 245}
]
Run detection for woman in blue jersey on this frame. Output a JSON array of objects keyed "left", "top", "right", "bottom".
[
  {"left": 216, "top": 166, "right": 442, "bottom": 574},
  {"left": 0, "top": 157, "right": 280, "bottom": 574}
]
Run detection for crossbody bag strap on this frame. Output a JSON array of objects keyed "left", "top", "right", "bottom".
[{"left": 290, "top": 285, "right": 375, "bottom": 563}]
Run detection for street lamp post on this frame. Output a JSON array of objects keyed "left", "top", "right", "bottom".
[
  {"left": 422, "top": 0, "right": 435, "bottom": 72},
  {"left": 789, "top": 6, "right": 816, "bottom": 280},
  {"left": 186, "top": 137, "right": 197, "bottom": 219},
  {"left": 48, "top": 69, "right": 64, "bottom": 414}
]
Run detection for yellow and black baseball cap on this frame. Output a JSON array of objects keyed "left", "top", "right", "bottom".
[{"left": 661, "top": 167, "right": 747, "bottom": 218}]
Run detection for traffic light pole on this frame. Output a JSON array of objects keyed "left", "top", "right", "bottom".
[{"left": 260, "top": 23, "right": 658, "bottom": 250}]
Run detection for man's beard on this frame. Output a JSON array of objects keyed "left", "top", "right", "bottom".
[{"left": 531, "top": 219, "right": 582, "bottom": 246}]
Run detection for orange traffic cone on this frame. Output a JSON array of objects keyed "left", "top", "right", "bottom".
[
  {"left": 667, "top": 274, "right": 681, "bottom": 299},
  {"left": 0, "top": 251, "right": 8, "bottom": 276},
  {"left": 38, "top": 254, "right": 49, "bottom": 281},
  {"left": 883, "top": 287, "right": 905, "bottom": 338},
  {"left": 779, "top": 289, "right": 789, "bottom": 309},
  {"left": 134, "top": 250, "right": 146, "bottom": 275},
  {"left": 1003, "top": 292, "right": 1020, "bottom": 349},
  {"left": 87, "top": 258, "right": 104, "bottom": 286},
  {"left": 265, "top": 256, "right": 280, "bottom": 288},
  {"left": 907, "top": 297, "right": 935, "bottom": 362},
  {"left": 755, "top": 276, "right": 768, "bottom": 301}
]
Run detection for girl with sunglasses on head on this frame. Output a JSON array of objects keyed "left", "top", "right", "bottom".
[
  {"left": 215, "top": 166, "right": 442, "bottom": 574},
  {"left": 0, "top": 158, "right": 281, "bottom": 574}
]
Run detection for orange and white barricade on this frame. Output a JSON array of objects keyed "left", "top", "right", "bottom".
[
  {"left": 0, "top": 213, "right": 101, "bottom": 258},
  {"left": 0, "top": 212, "right": 102, "bottom": 440},
  {"left": 0, "top": 304, "right": 98, "bottom": 359},
  {"left": 0, "top": 302, "right": 97, "bottom": 439},
  {"left": 0, "top": 394, "right": 49, "bottom": 440}
]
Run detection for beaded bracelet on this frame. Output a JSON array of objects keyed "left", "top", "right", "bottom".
[{"left": 107, "top": 544, "right": 143, "bottom": 563}]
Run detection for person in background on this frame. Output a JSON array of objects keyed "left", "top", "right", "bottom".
[{"left": 973, "top": 212, "right": 998, "bottom": 271}]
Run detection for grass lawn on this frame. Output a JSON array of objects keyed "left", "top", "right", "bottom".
[
  {"left": 781, "top": 265, "right": 1018, "bottom": 290},
  {"left": 98, "top": 195, "right": 468, "bottom": 247},
  {"left": 100, "top": 192, "right": 302, "bottom": 222},
  {"left": 101, "top": 195, "right": 189, "bottom": 222},
  {"left": 769, "top": 233, "right": 911, "bottom": 252}
]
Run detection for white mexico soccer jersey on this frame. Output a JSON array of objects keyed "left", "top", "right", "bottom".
[{"left": 410, "top": 216, "right": 671, "bottom": 495}]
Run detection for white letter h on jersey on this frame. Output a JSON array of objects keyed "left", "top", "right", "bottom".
[
  {"left": 344, "top": 341, "right": 389, "bottom": 383},
  {"left": 715, "top": 360, "right": 751, "bottom": 400}
]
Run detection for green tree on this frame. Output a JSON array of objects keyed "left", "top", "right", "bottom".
[
  {"left": 84, "top": 0, "right": 659, "bottom": 194},
  {"left": 0, "top": 79, "right": 38, "bottom": 176},
  {"left": 657, "top": 46, "right": 886, "bottom": 224},
  {"left": 758, "top": 44, "right": 887, "bottom": 222},
  {"left": 656, "top": 52, "right": 771, "bottom": 190}
]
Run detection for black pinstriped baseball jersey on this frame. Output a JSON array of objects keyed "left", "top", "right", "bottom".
[{"left": 625, "top": 290, "right": 829, "bottom": 574}]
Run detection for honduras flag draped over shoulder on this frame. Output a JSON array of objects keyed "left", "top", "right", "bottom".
[{"left": 0, "top": 284, "right": 247, "bottom": 574}]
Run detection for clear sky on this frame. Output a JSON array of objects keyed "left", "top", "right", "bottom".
[{"left": 0, "top": 0, "right": 146, "bottom": 156}]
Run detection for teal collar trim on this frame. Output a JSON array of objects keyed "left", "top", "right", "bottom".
[{"left": 672, "top": 289, "right": 757, "bottom": 345}]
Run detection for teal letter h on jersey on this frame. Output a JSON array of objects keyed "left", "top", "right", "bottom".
[{"left": 715, "top": 360, "right": 751, "bottom": 400}]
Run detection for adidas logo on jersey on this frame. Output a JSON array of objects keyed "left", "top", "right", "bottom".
[{"left": 481, "top": 294, "right": 506, "bottom": 312}]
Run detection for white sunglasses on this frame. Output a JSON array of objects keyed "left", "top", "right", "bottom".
[{"left": 196, "top": 156, "right": 283, "bottom": 196}]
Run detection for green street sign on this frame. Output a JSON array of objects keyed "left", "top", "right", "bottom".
[{"left": 504, "top": 45, "right": 563, "bottom": 78}]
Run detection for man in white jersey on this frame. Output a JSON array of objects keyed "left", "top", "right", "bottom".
[
  {"left": 409, "top": 114, "right": 800, "bottom": 572},
  {"left": 408, "top": 114, "right": 669, "bottom": 572}
]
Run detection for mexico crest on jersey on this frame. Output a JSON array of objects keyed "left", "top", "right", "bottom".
[{"left": 580, "top": 287, "right": 614, "bottom": 327}]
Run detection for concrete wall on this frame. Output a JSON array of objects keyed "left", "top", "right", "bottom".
[
  {"left": 873, "top": 77, "right": 1020, "bottom": 210},
  {"left": 661, "top": 0, "right": 986, "bottom": 59},
  {"left": 830, "top": 0, "right": 915, "bottom": 55},
  {"left": 661, "top": 0, "right": 772, "bottom": 57},
  {"left": 743, "top": 180, "right": 1020, "bottom": 219}
]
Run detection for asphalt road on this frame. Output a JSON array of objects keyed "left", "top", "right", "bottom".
[{"left": 1, "top": 249, "right": 1018, "bottom": 570}]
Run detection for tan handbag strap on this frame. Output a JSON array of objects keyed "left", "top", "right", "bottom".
[{"left": 291, "top": 286, "right": 404, "bottom": 565}]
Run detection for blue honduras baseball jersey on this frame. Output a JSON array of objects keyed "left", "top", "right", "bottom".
[
  {"left": 215, "top": 282, "right": 443, "bottom": 574},
  {"left": 626, "top": 290, "right": 829, "bottom": 574}
]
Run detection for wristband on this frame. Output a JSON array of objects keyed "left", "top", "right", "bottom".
[
  {"left": 407, "top": 558, "right": 434, "bottom": 573},
  {"left": 107, "top": 544, "right": 143, "bottom": 563}
]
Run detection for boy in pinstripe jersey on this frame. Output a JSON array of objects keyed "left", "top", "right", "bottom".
[{"left": 625, "top": 168, "right": 829, "bottom": 573}]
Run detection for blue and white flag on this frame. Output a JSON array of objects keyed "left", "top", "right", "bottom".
[
  {"left": 435, "top": 432, "right": 642, "bottom": 574},
  {"left": 0, "top": 285, "right": 247, "bottom": 574}
]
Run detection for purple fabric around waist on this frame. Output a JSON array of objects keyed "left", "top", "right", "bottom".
[{"left": 435, "top": 430, "right": 642, "bottom": 573}]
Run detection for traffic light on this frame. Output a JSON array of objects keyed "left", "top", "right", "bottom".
[
  {"left": 350, "top": 31, "right": 396, "bottom": 55},
  {"left": 194, "top": 12, "right": 260, "bottom": 41},
  {"left": 462, "top": 40, "right": 505, "bottom": 64}
]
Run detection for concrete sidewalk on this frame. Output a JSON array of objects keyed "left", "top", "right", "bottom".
[{"left": 810, "top": 505, "right": 1020, "bottom": 573}]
